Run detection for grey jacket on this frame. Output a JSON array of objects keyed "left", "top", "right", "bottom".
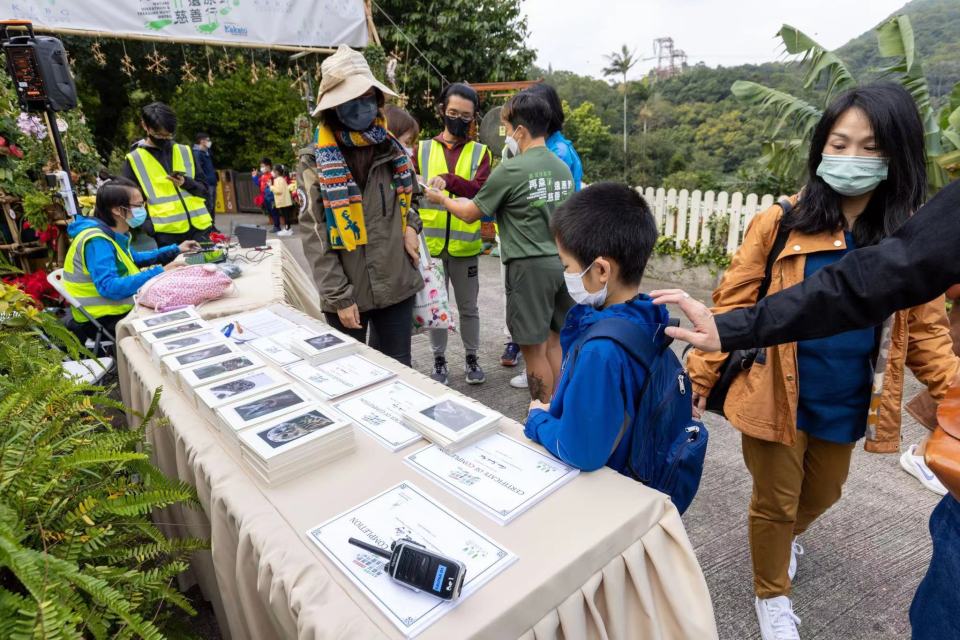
[{"left": 297, "top": 145, "right": 423, "bottom": 314}]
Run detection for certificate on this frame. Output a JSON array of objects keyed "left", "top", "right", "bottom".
[
  {"left": 335, "top": 381, "right": 430, "bottom": 451},
  {"left": 405, "top": 433, "right": 579, "bottom": 525},
  {"left": 306, "top": 481, "right": 516, "bottom": 638},
  {"left": 289, "top": 355, "right": 395, "bottom": 399},
  {"left": 217, "top": 309, "right": 297, "bottom": 342}
]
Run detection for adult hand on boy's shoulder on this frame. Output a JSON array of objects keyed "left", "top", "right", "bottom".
[{"left": 528, "top": 399, "right": 550, "bottom": 413}]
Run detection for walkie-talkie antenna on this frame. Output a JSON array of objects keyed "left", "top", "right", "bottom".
[{"left": 348, "top": 537, "right": 392, "bottom": 560}]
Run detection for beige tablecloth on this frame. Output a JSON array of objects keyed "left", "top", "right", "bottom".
[{"left": 119, "top": 304, "right": 717, "bottom": 640}]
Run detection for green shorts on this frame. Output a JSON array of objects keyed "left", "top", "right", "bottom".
[{"left": 504, "top": 255, "right": 574, "bottom": 345}]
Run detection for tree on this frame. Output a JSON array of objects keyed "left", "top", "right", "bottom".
[
  {"left": 602, "top": 45, "right": 639, "bottom": 175},
  {"left": 731, "top": 17, "right": 960, "bottom": 192},
  {"left": 171, "top": 65, "right": 305, "bottom": 171},
  {"left": 561, "top": 100, "right": 611, "bottom": 182},
  {"left": 372, "top": 0, "right": 535, "bottom": 130}
]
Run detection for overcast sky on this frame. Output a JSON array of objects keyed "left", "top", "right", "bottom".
[{"left": 523, "top": 0, "right": 909, "bottom": 79}]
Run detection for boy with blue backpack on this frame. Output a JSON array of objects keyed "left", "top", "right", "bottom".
[{"left": 524, "top": 182, "right": 707, "bottom": 513}]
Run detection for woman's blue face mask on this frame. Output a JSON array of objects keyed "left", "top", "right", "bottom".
[{"left": 126, "top": 206, "right": 148, "bottom": 228}]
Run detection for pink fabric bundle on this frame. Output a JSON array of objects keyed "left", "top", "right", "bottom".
[{"left": 137, "top": 264, "right": 233, "bottom": 312}]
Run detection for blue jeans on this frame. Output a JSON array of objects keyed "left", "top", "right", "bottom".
[{"left": 910, "top": 494, "right": 960, "bottom": 638}]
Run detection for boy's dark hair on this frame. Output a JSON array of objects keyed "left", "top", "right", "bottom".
[
  {"left": 141, "top": 102, "right": 177, "bottom": 134},
  {"left": 551, "top": 182, "right": 657, "bottom": 286},
  {"left": 260, "top": 157, "right": 273, "bottom": 168},
  {"left": 526, "top": 83, "right": 564, "bottom": 135},
  {"left": 195, "top": 131, "right": 210, "bottom": 144},
  {"left": 501, "top": 92, "right": 552, "bottom": 139},
  {"left": 94, "top": 177, "right": 140, "bottom": 227}
]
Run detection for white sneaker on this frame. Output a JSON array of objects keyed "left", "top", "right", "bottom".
[
  {"left": 755, "top": 596, "right": 801, "bottom": 640},
  {"left": 900, "top": 444, "right": 947, "bottom": 495},
  {"left": 788, "top": 537, "right": 804, "bottom": 582},
  {"left": 510, "top": 370, "right": 528, "bottom": 389},
  {"left": 277, "top": 228, "right": 294, "bottom": 237}
]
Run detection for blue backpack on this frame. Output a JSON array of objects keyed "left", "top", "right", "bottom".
[{"left": 566, "top": 317, "right": 708, "bottom": 514}]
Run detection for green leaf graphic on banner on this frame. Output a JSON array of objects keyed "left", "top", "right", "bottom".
[
  {"left": 145, "top": 19, "right": 172, "bottom": 31},
  {"left": 198, "top": 22, "right": 220, "bottom": 34}
]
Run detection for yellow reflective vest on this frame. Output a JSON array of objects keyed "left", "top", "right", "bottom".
[
  {"left": 418, "top": 139, "right": 490, "bottom": 257},
  {"left": 126, "top": 143, "right": 212, "bottom": 235},
  {"left": 63, "top": 227, "right": 140, "bottom": 322}
]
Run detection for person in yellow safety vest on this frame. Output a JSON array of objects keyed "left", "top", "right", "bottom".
[
  {"left": 413, "top": 83, "right": 493, "bottom": 387},
  {"left": 63, "top": 177, "right": 199, "bottom": 344},
  {"left": 121, "top": 102, "right": 214, "bottom": 247}
]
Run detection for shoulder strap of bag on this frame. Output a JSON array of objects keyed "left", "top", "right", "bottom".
[
  {"left": 577, "top": 316, "right": 673, "bottom": 372},
  {"left": 757, "top": 197, "right": 794, "bottom": 301}
]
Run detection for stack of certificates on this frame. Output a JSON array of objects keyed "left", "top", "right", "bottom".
[
  {"left": 237, "top": 403, "right": 356, "bottom": 485},
  {"left": 402, "top": 394, "right": 502, "bottom": 452},
  {"left": 279, "top": 326, "right": 358, "bottom": 365}
]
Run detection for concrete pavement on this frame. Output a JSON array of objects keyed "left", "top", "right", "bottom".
[{"left": 231, "top": 215, "right": 936, "bottom": 639}]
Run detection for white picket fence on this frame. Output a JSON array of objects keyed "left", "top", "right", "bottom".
[{"left": 636, "top": 186, "right": 781, "bottom": 254}]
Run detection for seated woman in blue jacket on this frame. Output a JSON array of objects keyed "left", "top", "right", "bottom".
[{"left": 63, "top": 177, "right": 200, "bottom": 341}]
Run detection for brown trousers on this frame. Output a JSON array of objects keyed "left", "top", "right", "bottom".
[{"left": 741, "top": 431, "right": 856, "bottom": 598}]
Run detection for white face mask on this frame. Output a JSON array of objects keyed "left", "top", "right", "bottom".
[
  {"left": 260, "top": 166, "right": 268, "bottom": 173},
  {"left": 206, "top": 141, "right": 213, "bottom": 150},
  {"left": 504, "top": 134, "right": 520, "bottom": 157},
  {"left": 563, "top": 262, "right": 608, "bottom": 308}
]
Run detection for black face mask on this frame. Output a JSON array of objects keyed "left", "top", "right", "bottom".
[
  {"left": 444, "top": 115, "right": 471, "bottom": 139},
  {"left": 335, "top": 96, "right": 379, "bottom": 131}
]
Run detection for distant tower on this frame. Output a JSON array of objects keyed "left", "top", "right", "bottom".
[{"left": 652, "top": 37, "right": 687, "bottom": 80}]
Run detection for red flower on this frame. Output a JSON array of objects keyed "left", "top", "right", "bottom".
[
  {"left": 3, "top": 269, "right": 61, "bottom": 305},
  {"left": 37, "top": 224, "right": 58, "bottom": 245},
  {"left": 22, "top": 220, "right": 30, "bottom": 230},
  {"left": 8, "top": 144, "right": 23, "bottom": 159},
  {"left": 0, "top": 136, "right": 7, "bottom": 147}
]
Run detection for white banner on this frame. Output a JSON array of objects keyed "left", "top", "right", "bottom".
[{"left": 2, "top": 0, "right": 368, "bottom": 49}]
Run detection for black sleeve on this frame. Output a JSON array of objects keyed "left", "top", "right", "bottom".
[
  {"left": 120, "top": 158, "right": 138, "bottom": 184},
  {"left": 717, "top": 179, "right": 960, "bottom": 351}
]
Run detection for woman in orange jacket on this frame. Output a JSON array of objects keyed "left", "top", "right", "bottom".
[{"left": 687, "top": 83, "right": 960, "bottom": 640}]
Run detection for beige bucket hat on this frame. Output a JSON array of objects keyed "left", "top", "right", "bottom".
[{"left": 311, "top": 44, "right": 397, "bottom": 117}]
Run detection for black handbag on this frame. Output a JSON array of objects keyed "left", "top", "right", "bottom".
[{"left": 684, "top": 197, "right": 794, "bottom": 418}]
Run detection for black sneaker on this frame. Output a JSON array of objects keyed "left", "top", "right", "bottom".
[
  {"left": 431, "top": 355, "right": 449, "bottom": 385},
  {"left": 465, "top": 354, "right": 486, "bottom": 385}
]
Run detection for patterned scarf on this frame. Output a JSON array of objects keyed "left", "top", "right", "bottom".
[{"left": 314, "top": 114, "right": 415, "bottom": 251}]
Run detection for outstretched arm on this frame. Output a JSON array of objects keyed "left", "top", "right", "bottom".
[
  {"left": 424, "top": 189, "right": 484, "bottom": 223},
  {"left": 654, "top": 179, "right": 960, "bottom": 352}
]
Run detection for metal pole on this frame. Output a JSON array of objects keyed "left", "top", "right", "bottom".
[
  {"left": 305, "top": 71, "right": 315, "bottom": 115},
  {"left": 44, "top": 109, "right": 80, "bottom": 213}
]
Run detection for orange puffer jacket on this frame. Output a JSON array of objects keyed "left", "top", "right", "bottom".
[{"left": 687, "top": 198, "right": 960, "bottom": 453}]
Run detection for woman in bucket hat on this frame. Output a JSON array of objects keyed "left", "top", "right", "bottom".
[{"left": 301, "top": 45, "right": 424, "bottom": 366}]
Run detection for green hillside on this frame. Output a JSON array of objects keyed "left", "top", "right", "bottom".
[{"left": 837, "top": 0, "right": 960, "bottom": 95}]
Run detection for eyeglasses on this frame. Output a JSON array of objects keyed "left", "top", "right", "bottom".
[{"left": 444, "top": 110, "right": 474, "bottom": 122}]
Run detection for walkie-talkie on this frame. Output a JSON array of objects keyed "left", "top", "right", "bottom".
[{"left": 348, "top": 537, "right": 466, "bottom": 601}]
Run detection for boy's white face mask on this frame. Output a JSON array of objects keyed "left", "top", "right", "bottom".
[{"left": 564, "top": 262, "right": 608, "bottom": 308}]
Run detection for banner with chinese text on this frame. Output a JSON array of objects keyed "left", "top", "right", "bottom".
[{"left": 1, "top": 0, "right": 368, "bottom": 49}]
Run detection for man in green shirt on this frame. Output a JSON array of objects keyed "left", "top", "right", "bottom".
[{"left": 425, "top": 92, "right": 575, "bottom": 402}]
